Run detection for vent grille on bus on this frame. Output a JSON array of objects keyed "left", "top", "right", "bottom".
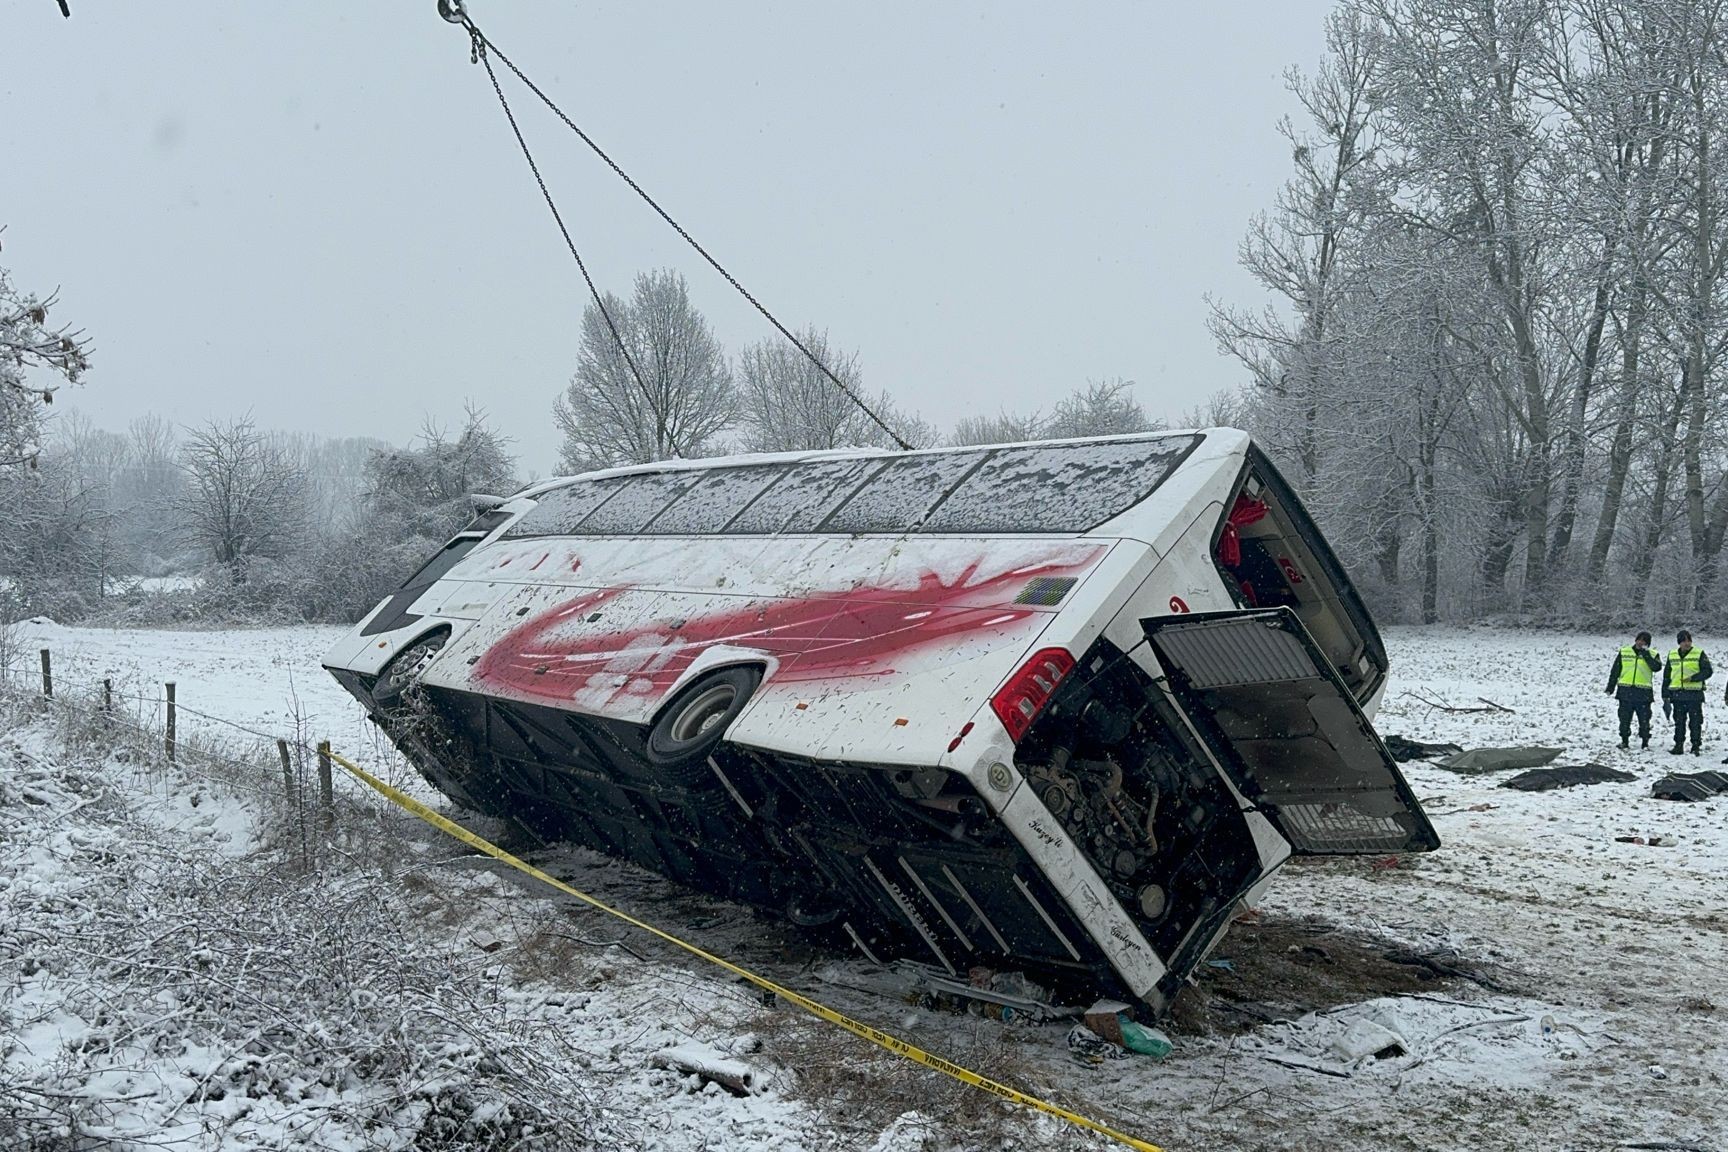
[
  {"left": 1154, "top": 617, "right": 1314, "bottom": 687},
  {"left": 1275, "top": 802, "right": 1409, "bottom": 853},
  {"left": 1014, "top": 576, "right": 1078, "bottom": 607}
]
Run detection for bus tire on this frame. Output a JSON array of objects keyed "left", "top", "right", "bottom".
[
  {"left": 646, "top": 665, "right": 761, "bottom": 767},
  {"left": 372, "top": 630, "right": 449, "bottom": 711}
]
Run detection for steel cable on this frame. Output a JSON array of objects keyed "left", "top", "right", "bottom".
[{"left": 446, "top": 7, "right": 912, "bottom": 452}]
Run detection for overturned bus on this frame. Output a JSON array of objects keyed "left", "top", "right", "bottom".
[{"left": 323, "top": 428, "right": 1436, "bottom": 1015}]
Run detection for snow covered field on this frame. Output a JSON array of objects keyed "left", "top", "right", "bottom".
[{"left": 3, "top": 621, "right": 1724, "bottom": 1150}]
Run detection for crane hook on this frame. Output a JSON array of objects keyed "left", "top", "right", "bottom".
[{"left": 437, "top": 0, "right": 468, "bottom": 25}]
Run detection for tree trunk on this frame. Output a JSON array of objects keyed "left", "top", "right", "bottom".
[
  {"left": 1480, "top": 479, "right": 1522, "bottom": 599},
  {"left": 1693, "top": 478, "right": 1728, "bottom": 613},
  {"left": 1419, "top": 437, "right": 1441, "bottom": 624},
  {"left": 1587, "top": 289, "right": 1646, "bottom": 583},
  {"left": 1633, "top": 388, "right": 1686, "bottom": 610},
  {"left": 1548, "top": 264, "right": 1615, "bottom": 566}
]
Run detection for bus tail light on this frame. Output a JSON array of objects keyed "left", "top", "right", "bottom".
[{"left": 991, "top": 648, "right": 1075, "bottom": 743}]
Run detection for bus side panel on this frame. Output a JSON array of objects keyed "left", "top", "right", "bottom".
[{"left": 417, "top": 536, "right": 1115, "bottom": 766}]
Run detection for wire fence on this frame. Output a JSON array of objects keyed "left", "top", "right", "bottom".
[{"left": 0, "top": 638, "right": 427, "bottom": 873}]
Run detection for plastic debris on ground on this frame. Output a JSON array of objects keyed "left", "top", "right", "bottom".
[
  {"left": 1650, "top": 770, "right": 1728, "bottom": 801},
  {"left": 1434, "top": 747, "right": 1564, "bottom": 775},
  {"left": 1383, "top": 734, "right": 1466, "bottom": 762},
  {"left": 1233, "top": 995, "right": 1595, "bottom": 1079},
  {"left": 1499, "top": 764, "right": 1637, "bottom": 791},
  {"left": 1074, "top": 999, "right": 1173, "bottom": 1059}
]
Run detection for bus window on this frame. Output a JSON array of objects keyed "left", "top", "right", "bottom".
[
  {"left": 728, "top": 458, "right": 884, "bottom": 534},
  {"left": 819, "top": 450, "right": 987, "bottom": 534},
  {"left": 651, "top": 464, "right": 786, "bottom": 534},
  {"left": 922, "top": 434, "right": 1199, "bottom": 534},
  {"left": 579, "top": 472, "right": 702, "bottom": 534},
  {"left": 504, "top": 478, "right": 624, "bottom": 537},
  {"left": 358, "top": 534, "right": 484, "bottom": 636}
]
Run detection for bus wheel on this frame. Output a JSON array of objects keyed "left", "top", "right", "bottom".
[
  {"left": 647, "top": 666, "right": 760, "bottom": 766},
  {"left": 372, "top": 631, "right": 448, "bottom": 711}
]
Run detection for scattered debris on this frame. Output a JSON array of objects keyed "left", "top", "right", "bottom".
[
  {"left": 1501, "top": 764, "right": 1637, "bottom": 791},
  {"left": 1425, "top": 801, "right": 1502, "bottom": 816},
  {"left": 1066, "top": 1022, "right": 1133, "bottom": 1065},
  {"left": 1236, "top": 996, "right": 1547, "bottom": 1079},
  {"left": 814, "top": 961, "right": 1076, "bottom": 1023},
  {"left": 1081, "top": 1000, "right": 1173, "bottom": 1058},
  {"left": 1383, "top": 734, "right": 1466, "bottom": 762},
  {"left": 470, "top": 930, "right": 505, "bottom": 953},
  {"left": 650, "top": 1041, "right": 764, "bottom": 1095},
  {"left": 1615, "top": 834, "right": 1677, "bottom": 847},
  {"left": 1434, "top": 747, "right": 1563, "bottom": 776},
  {"left": 1329, "top": 1017, "right": 1407, "bottom": 1062},
  {"left": 1405, "top": 691, "right": 1516, "bottom": 715},
  {"left": 1651, "top": 770, "right": 1728, "bottom": 802}
]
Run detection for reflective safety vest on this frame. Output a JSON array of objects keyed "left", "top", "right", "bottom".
[
  {"left": 1669, "top": 648, "right": 1707, "bottom": 691},
  {"left": 1618, "top": 646, "right": 1655, "bottom": 689}
]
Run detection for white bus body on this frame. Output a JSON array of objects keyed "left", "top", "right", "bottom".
[{"left": 324, "top": 428, "right": 1436, "bottom": 1014}]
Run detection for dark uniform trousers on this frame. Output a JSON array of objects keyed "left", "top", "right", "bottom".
[
  {"left": 1673, "top": 699, "right": 1704, "bottom": 751},
  {"left": 1619, "top": 695, "right": 1654, "bottom": 743}
]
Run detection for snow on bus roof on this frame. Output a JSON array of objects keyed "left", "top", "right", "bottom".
[{"left": 510, "top": 426, "right": 1237, "bottom": 502}]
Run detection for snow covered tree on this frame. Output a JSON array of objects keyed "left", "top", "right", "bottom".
[
  {"left": 950, "top": 409, "right": 1046, "bottom": 447},
  {"left": 553, "top": 270, "right": 735, "bottom": 472},
  {"left": 364, "top": 406, "right": 517, "bottom": 540},
  {"left": 0, "top": 245, "right": 90, "bottom": 470},
  {"left": 1044, "top": 379, "right": 1159, "bottom": 439},
  {"left": 950, "top": 380, "right": 1154, "bottom": 446}
]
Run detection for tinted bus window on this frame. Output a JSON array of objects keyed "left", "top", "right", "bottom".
[
  {"left": 922, "top": 434, "right": 1200, "bottom": 533},
  {"left": 505, "top": 478, "right": 624, "bottom": 536},
  {"left": 728, "top": 458, "right": 883, "bottom": 534},
  {"left": 820, "top": 450, "right": 986, "bottom": 534},
  {"left": 652, "top": 465, "right": 786, "bottom": 534},
  {"left": 581, "top": 472, "right": 702, "bottom": 534}
]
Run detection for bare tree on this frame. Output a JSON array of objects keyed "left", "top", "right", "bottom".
[
  {"left": 735, "top": 327, "right": 924, "bottom": 451},
  {"left": 553, "top": 270, "right": 735, "bottom": 472},
  {"left": 1208, "top": 8, "right": 1382, "bottom": 489},
  {"left": 174, "top": 417, "right": 310, "bottom": 583}
]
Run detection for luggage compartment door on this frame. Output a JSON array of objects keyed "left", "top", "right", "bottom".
[{"left": 1142, "top": 608, "right": 1438, "bottom": 855}]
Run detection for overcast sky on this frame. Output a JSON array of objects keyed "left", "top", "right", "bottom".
[{"left": 2, "top": 1, "right": 1331, "bottom": 472}]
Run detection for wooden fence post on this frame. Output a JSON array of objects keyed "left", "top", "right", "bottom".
[
  {"left": 278, "top": 738, "right": 294, "bottom": 803},
  {"left": 164, "top": 682, "right": 176, "bottom": 763},
  {"left": 317, "top": 740, "right": 334, "bottom": 834},
  {"left": 39, "top": 649, "right": 51, "bottom": 712},
  {"left": 102, "top": 678, "right": 113, "bottom": 729}
]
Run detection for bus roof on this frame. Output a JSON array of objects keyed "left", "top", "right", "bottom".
[{"left": 511, "top": 426, "right": 1238, "bottom": 502}]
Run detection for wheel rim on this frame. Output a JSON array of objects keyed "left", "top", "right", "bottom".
[
  {"left": 380, "top": 639, "right": 440, "bottom": 699},
  {"left": 667, "top": 683, "right": 738, "bottom": 743}
]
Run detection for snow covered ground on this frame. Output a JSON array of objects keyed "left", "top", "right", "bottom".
[{"left": 2, "top": 620, "right": 1725, "bottom": 1150}]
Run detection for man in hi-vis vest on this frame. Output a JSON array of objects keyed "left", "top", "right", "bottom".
[
  {"left": 1662, "top": 630, "right": 1713, "bottom": 755},
  {"left": 1605, "top": 631, "right": 1661, "bottom": 749}
]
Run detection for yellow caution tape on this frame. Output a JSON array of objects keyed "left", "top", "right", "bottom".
[{"left": 328, "top": 750, "right": 1163, "bottom": 1152}]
